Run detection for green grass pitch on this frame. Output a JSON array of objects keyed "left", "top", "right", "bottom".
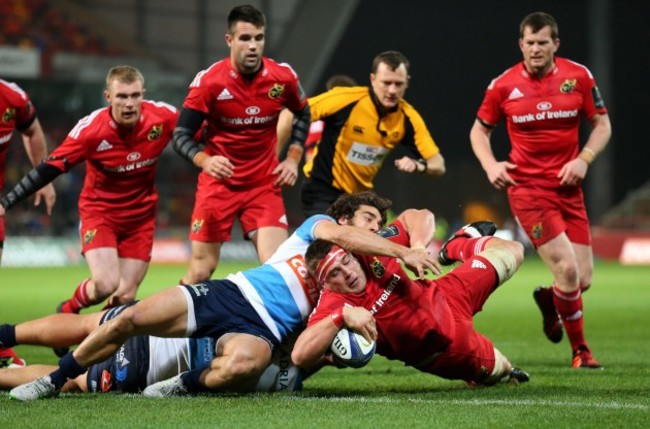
[{"left": 1, "top": 256, "right": 649, "bottom": 428}]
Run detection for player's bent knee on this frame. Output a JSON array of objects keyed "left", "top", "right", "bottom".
[
  {"left": 115, "top": 290, "right": 137, "bottom": 304},
  {"left": 92, "top": 279, "right": 119, "bottom": 300},
  {"left": 224, "top": 353, "right": 267, "bottom": 380},
  {"left": 186, "top": 261, "right": 217, "bottom": 284},
  {"left": 480, "top": 247, "right": 521, "bottom": 285}
]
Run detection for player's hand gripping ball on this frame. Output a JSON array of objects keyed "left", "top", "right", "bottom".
[{"left": 330, "top": 328, "right": 376, "bottom": 368}]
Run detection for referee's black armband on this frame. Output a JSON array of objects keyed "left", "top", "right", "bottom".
[
  {"left": 0, "top": 163, "right": 61, "bottom": 210},
  {"left": 290, "top": 103, "right": 311, "bottom": 148}
]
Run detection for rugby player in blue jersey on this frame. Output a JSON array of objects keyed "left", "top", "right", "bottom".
[
  {"left": 1, "top": 305, "right": 303, "bottom": 394},
  {"left": 9, "top": 192, "right": 440, "bottom": 400}
]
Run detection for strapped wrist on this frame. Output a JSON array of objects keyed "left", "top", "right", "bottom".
[
  {"left": 330, "top": 307, "right": 345, "bottom": 329},
  {"left": 287, "top": 144, "right": 303, "bottom": 162},
  {"left": 578, "top": 148, "right": 595, "bottom": 165}
]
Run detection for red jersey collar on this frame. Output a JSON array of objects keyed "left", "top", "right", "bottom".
[
  {"left": 226, "top": 58, "right": 268, "bottom": 81},
  {"left": 520, "top": 59, "right": 559, "bottom": 81}
]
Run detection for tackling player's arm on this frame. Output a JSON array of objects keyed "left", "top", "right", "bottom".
[{"left": 313, "top": 221, "right": 439, "bottom": 277}]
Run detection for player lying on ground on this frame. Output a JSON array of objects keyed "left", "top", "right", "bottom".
[
  {"left": 8, "top": 192, "right": 439, "bottom": 400},
  {"left": 292, "top": 221, "right": 530, "bottom": 386},
  {"left": 0, "top": 303, "right": 304, "bottom": 393}
]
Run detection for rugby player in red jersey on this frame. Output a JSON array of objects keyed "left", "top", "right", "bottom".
[
  {"left": 0, "top": 79, "right": 56, "bottom": 263},
  {"left": 469, "top": 12, "right": 611, "bottom": 368},
  {"left": 292, "top": 220, "right": 529, "bottom": 386},
  {"left": 172, "top": 5, "right": 312, "bottom": 284},
  {"left": 0, "top": 66, "right": 178, "bottom": 324}
]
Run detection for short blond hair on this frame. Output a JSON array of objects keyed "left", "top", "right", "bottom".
[{"left": 106, "top": 65, "right": 145, "bottom": 90}]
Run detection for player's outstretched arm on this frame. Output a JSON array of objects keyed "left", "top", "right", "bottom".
[{"left": 314, "top": 222, "right": 438, "bottom": 278}]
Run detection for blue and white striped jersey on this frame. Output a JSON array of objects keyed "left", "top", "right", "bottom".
[{"left": 227, "top": 214, "right": 333, "bottom": 342}]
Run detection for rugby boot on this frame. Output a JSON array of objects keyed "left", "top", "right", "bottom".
[
  {"left": 0, "top": 347, "right": 26, "bottom": 368},
  {"left": 9, "top": 376, "right": 60, "bottom": 401},
  {"left": 572, "top": 345, "right": 603, "bottom": 370},
  {"left": 501, "top": 367, "right": 530, "bottom": 385},
  {"left": 438, "top": 221, "right": 497, "bottom": 265},
  {"left": 143, "top": 373, "right": 188, "bottom": 397},
  {"left": 533, "top": 286, "right": 563, "bottom": 343}
]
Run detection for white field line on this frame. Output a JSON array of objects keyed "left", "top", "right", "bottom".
[{"left": 285, "top": 396, "right": 649, "bottom": 411}]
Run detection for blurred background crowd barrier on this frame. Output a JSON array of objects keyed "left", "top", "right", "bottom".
[{"left": 2, "top": 0, "right": 648, "bottom": 265}]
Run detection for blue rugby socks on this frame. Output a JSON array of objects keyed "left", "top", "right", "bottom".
[
  {"left": 0, "top": 324, "right": 17, "bottom": 348},
  {"left": 49, "top": 352, "right": 87, "bottom": 388}
]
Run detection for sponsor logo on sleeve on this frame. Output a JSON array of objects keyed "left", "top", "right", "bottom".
[
  {"left": 287, "top": 254, "right": 319, "bottom": 307},
  {"left": 378, "top": 225, "right": 399, "bottom": 238},
  {"left": 591, "top": 86, "right": 605, "bottom": 109}
]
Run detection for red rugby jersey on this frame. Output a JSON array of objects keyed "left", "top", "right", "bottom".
[
  {"left": 46, "top": 100, "right": 178, "bottom": 224},
  {"left": 0, "top": 79, "right": 37, "bottom": 188},
  {"left": 476, "top": 57, "right": 607, "bottom": 189},
  {"left": 307, "top": 220, "right": 455, "bottom": 366},
  {"left": 183, "top": 58, "right": 307, "bottom": 188}
]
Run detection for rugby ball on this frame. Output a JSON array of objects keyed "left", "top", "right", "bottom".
[{"left": 330, "top": 328, "right": 376, "bottom": 368}]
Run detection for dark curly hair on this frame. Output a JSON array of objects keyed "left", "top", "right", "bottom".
[{"left": 325, "top": 191, "right": 392, "bottom": 226}]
